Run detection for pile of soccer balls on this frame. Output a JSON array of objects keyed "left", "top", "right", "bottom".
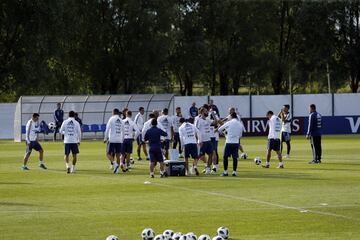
[{"left": 106, "top": 227, "right": 229, "bottom": 240}]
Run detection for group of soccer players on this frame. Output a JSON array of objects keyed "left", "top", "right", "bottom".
[{"left": 22, "top": 101, "right": 324, "bottom": 178}]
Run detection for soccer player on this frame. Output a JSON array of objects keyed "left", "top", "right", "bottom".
[
  {"left": 306, "top": 104, "right": 322, "bottom": 164},
  {"left": 172, "top": 107, "right": 183, "bottom": 158},
  {"left": 104, "top": 108, "right": 124, "bottom": 174},
  {"left": 209, "top": 106, "right": 220, "bottom": 172},
  {"left": 122, "top": 111, "right": 140, "bottom": 170},
  {"left": 144, "top": 119, "right": 168, "bottom": 178},
  {"left": 60, "top": 111, "right": 82, "bottom": 174},
  {"left": 189, "top": 102, "right": 198, "bottom": 119},
  {"left": 278, "top": 104, "right": 292, "bottom": 158},
  {"left": 142, "top": 112, "right": 165, "bottom": 139},
  {"left": 195, "top": 107, "right": 216, "bottom": 174},
  {"left": 178, "top": 118, "right": 200, "bottom": 175},
  {"left": 217, "top": 112, "right": 244, "bottom": 176},
  {"left": 157, "top": 108, "right": 173, "bottom": 160},
  {"left": 134, "top": 107, "right": 149, "bottom": 161},
  {"left": 264, "top": 111, "right": 283, "bottom": 168},
  {"left": 22, "top": 113, "right": 47, "bottom": 170},
  {"left": 53, "top": 102, "right": 64, "bottom": 141}
]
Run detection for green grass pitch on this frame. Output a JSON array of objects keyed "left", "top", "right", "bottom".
[{"left": 1, "top": 135, "right": 360, "bottom": 240}]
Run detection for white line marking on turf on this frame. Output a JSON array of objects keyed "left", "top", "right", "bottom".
[{"left": 152, "top": 182, "right": 360, "bottom": 222}]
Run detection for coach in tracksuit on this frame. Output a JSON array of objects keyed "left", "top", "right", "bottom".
[
  {"left": 53, "top": 103, "right": 64, "bottom": 141},
  {"left": 306, "top": 104, "right": 322, "bottom": 164}
]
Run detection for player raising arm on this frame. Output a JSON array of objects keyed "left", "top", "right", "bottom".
[
  {"left": 104, "top": 108, "right": 124, "bottom": 174},
  {"left": 22, "top": 113, "right": 47, "bottom": 170},
  {"left": 60, "top": 111, "right": 82, "bottom": 174},
  {"left": 178, "top": 118, "right": 200, "bottom": 175}
]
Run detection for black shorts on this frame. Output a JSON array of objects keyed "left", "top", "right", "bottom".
[
  {"left": 107, "top": 142, "right": 122, "bottom": 155},
  {"left": 281, "top": 132, "right": 291, "bottom": 142},
  {"left": 149, "top": 148, "right": 164, "bottom": 162},
  {"left": 224, "top": 143, "right": 239, "bottom": 159},
  {"left": 162, "top": 139, "right": 170, "bottom": 150},
  {"left": 64, "top": 143, "right": 79, "bottom": 155},
  {"left": 267, "top": 139, "right": 280, "bottom": 152},
  {"left": 122, "top": 139, "right": 133, "bottom": 154},
  {"left": 26, "top": 141, "right": 43, "bottom": 154},
  {"left": 199, "top": 141, "right": 213, "bottom": 156},
  {"left": 136, "top": 134, "right": 144, "bottom": 145},
  {"left": 184, "top": 143, "right": 198, "bottom": 159}
]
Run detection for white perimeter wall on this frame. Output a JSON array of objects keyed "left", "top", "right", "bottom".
[{"left": 2, "top": 93, "right": 360, "bottom": 140}]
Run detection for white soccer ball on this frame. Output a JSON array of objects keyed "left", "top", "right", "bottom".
[
  {"left": 198, "top": 235, "right": 211, "bottom": 240},
  {"left": 212, "top": 236, "right": 224, "bottom": 240},
  {"left": 240, "top": 153, "right": 248, "bottom": 159},
  {"left": 216, "top": 227, "right": 229, "bottom": 239},
  {"left": 106, "top": 235, "right": 119, "bottom": 240},
  {"left": 163, "top": 230, "right": 174, "bottom": 240},
  {"left": 142, "top": 228, "right": 155, "bottom": 240},
  {"left": 154, "top": 234, "right": 165, "bottom": 240},
  {"left": 186, "top": 232, "right": 197, "bottom": 240},
  {"left": 254, "top": 157, "right": 262, "bottom": 165},
  {"left": 179, "top": 235, "right": 189, "bottom": 240},
  {"left": 172, "top": 232, "right": 183, "bottom": 240},
  {"left": 48, "top": 122, "right": 56, "bottom": 130}
]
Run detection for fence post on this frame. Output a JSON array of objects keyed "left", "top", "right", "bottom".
[
  {"left": 249, "top": 93, "right": 252, "bottom": 119},
  {"left": 291, "top": 93, "right": 294, "bottom": 117},
  {"left": 332, "top": 93, "right": 335, "bottom": 116}
]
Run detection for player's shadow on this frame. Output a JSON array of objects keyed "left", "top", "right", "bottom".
[
  {"left": 0, "top": 182, "right": 32, "bottom": 185},
  {"left": 0, "top": 202, "right": 36, "bottom": 207}
]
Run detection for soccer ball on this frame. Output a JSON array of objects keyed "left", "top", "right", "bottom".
[
  {"left": 212, "top": 236, "right": 224, "bottom": 240},
  {"left": 240, "top": 153, "right": 248, "bottom": 159},
  {"left": 186, "top": 232, "right": 197, "bottom": 240},
  {"left": 163, "top": 230, "right": 174, "bottom": 240},
  {"left": 142, "top": 228, "right": 155, "bottom": 240},
  {"left": 179, "top": 235, "right": 189, "bottom": 240},
  {"left": 173, "top": 232, "right": 183, "bottom": 240},
  {"left": 106, "top": 235, "right": 118, "bottom": 240},
  {"left": 198, "top": 235, "right": 211, "bottom": 240},
  {"left": 254, "top": 157, "right": 262, "bottom": 165},
  {"left": 216, "top": 227, "right": 229, "bottom": 239},
  {"left": 154, "top": 234, "right": 165, "bottom": 240},
  {"left": 48, "top": 122, "right": 56, "bottom": 131}
]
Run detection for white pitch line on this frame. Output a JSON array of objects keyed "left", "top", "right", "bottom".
[{"left": 152, "top": 182, "right": 360, "bottom": 222}]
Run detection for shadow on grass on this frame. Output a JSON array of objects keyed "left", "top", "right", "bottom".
[
  {"left": 0, "top": 202, "right": 36, "bottom": 207},
  {"left": 0, "top": 182, "right": 32, "bottom": 185}
]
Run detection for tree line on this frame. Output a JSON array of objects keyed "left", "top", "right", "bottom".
[{"left": 1, "top": 0, "right": 360, "bottom": 102}]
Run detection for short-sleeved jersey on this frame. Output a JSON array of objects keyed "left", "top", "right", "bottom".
[
  {"left": 179, "top": 122, "right": 200, "bottom": 145},
  {"left": 123, "top": 117, "right": 140, "bottom": 140},
  {"left": 172, "top": 115, "right": 182, "bottom": 133},
  {"left": 25, "top": 119, "right": 40, "bottom": 143},
  {"left": 157, "top": 115, "right": 173, "bottom": 140},
  {"left": 142, "top": 118, "right": 165, "bottom": 141},
  {"left": 60, "top": 117, "right": 82, "bottom": 144},
  {"left": 281, "top": 112, "right": 292, "bottom": 133},
  {"left": 195, "top": 117, "right": 212, "bottom": 142},
  {"left": 104, "top": 115, "right": 124, "bottom": 143},
  {"left": 268, "top": 115, "right": 282, "bottom": 139}
]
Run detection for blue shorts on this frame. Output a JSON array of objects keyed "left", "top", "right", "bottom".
[
  {"left": 136, "top": 134, "right": 144, "bottom": 145},
  {"left": 162, "top": 139, "right": 170, "bottom": 150},
  {"left": 107, "top": 142, "right": 122, "bottom": 155},
  {"left": 122, "top": 139, "right": 133, "bottom": 154},
  {"left": 211, "top": 138, "right": 218, "bottom": 152},
  {"left": 267, "top": 139, "right": 281, "bottom": 151},
  {"left": 224, "top": 143, "right": 239, "bottom": 159},
  {"left": 199, "top": 141, "right": 213, "bottom": 156},
  {"left": 173, "top": 132, "right": 180, "bottom": 143},
  {"left": 149, "top": 148, "right": 164, "bottom": 162},
  {"left": 184, "top": 143, "right": 198, "bottom": 159},
  {"left": 65, "top": 143, "right": 79, "bottom": 155},
  {"left": 26, "top": 141, "right": 43, "bottom": 154},
  {"left": 281, "top": 132, "right": 291, "bottom": 142}
]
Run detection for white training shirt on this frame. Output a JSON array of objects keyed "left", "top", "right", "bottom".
[
  {"left": 178, "top": 122, "right": 200, "bottom": 145},
  {"left": 218, "top": 118, "right": 244, "bottom": 144},
  {"left": 157, "top": 115, "right": 173, "bottom": 140},
  {"left": 268, "top": 115, "right": 282, "bottom": 139},
  {"left": 104, "top": 115, "right": 124, "bottom": 143},
  {"left": 134, "top": 113, "right": 145, "bottom": 132},
  {"left": 281, "top": 112, "right": 292, "bottom": 133},
  {"left": 142, "top": 118, "right": 165, "bottom": 141},
  {"left": 123, "top": 117, "right": 140, "bottom": 140},
  {"left": 60, "top": 117, "right": 81, "bottom": 144},
  {"left": 195, "top": 117, "right": 212, "bottom": 143},
  {"left": 172, "top": 115, "right": 182, "bottom": 133},
  {"left": 25, "top": 119, "right": 40, "bottom": 143}
]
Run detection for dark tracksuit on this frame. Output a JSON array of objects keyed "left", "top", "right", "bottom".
[
  {"left": 54, "top": 109, "right": 64, "bottom": 140},
  {"left": 307, "top": 111, "right": 322, "bottom": 162}
]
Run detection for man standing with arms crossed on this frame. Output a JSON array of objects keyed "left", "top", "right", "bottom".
[
  {"left": 60, "top": 111, "right": 82, "bottom": 174},
  {"left": 53, "top": 102, "right": 64, "bottom": 141},
  {"left": 218, "top": 112, "right": 244, "bottom": 177},
  {"left": 134, "top": 107, "right": 149, "bottom": 161},
  {"left": 264, "top": 111, "right": 284, "bottom": 169},
  {"left": 104, "top": 108, "right": 124, "bottom": 174},
  {"left": 307, "top": 104, "right": 322, "bottom": 164},
  {"left": 179, "top": 118, "right": 200, "bottom": 175},
  {"left": 278, "top": 104, "right": 292, "bottom": 158}
]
